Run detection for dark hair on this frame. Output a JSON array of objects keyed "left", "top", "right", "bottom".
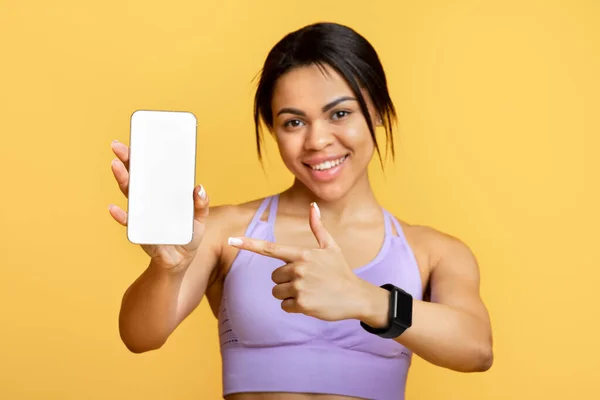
[{"left": 253, "top": 22, "right": 397, "bottom": 167}]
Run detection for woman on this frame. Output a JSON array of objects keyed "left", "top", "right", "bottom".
[{"left": 110, "top": 22, "right": 493, "bottom": 400}]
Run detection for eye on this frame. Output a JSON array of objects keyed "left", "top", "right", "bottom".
[
  {"left": 331, "top": 110, "right": 351, "bottom": 120},
  {"left": 284, "top": 119, "right": 304, "bottom": 128}
]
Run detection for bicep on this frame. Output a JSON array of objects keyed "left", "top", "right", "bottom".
[{"left": 429, "top": 234, "right": 490, "bottom": 324}]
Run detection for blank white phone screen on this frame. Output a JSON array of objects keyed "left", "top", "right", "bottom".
[{"left": 126, "top": 110, "right": 197, "bottom": 245}]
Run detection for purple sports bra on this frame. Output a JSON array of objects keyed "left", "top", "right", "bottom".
[{"left": 218, "top": 194, "right": 423, "bottom": 400}]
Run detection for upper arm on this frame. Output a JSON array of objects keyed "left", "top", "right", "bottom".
[
  {"left": 173, "top": 205, "right": 231, "bottom": 325},
  {"left": 428, "top": 231, "right": 491, "bottom": 326}
]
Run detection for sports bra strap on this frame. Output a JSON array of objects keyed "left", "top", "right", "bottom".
[
  {"left": 267, "top": 194, "right": 279, "bottom": 226},
  {"left": 252, "top": 196, "right": 395, "bottom": 239},
  {"left": 387, "top": 211, "right": 408, "bottom": 243},
  {"left": 382, "top": 208, "right": 393, "bottom": 237},
  {"left": 246, "top": 195, "right": 272, "bottom": 234}
]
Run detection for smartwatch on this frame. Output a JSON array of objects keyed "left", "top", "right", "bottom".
[{"left": 360, "top": 283, "right": 413, "bottom": 338}]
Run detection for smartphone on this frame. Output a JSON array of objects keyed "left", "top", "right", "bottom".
[{"left": 126, "top": 110, "right": 197, "bottom": 245}]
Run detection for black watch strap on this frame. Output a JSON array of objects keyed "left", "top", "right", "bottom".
[{"left": 360, "top": 284, "right": 413, "bottom": 339}]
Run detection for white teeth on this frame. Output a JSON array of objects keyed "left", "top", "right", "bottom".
[{"left": 310, "top": 155, "right": 348, "bottom": 171}]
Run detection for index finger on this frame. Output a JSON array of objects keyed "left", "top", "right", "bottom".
[
  {"left": 227, "top": 237, "right": 304, "bottom": 262},
  {"left": 111, "top": 140, "right": 130, "bottom": 170}
]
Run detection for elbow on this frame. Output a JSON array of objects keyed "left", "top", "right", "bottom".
[
  {"left": 469, "top": 342, "right": 494, "bottom": 372},
  {"left": 121, "top": 337, "right": 165, "bottom": 354},
  {"left": 465, "top": 326, "right": 494, "bottom": 372},
  {"left": 118, "top": 316, "right": 170, "bottom": 354},
  {"left": 123, "top": 342, "right": 146, "bottom": 354},
  {"left": 125, "top": 345, "right": 160, "bottom": 354},
  {"left": 451, "top": 342, "right": 493, "bottom": 373},
  {"left": 119, "top": 326, "right": 167, "bottom": 354}
]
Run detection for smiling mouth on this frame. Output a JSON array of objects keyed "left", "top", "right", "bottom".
[{"left": 303, "top": 154, "right": 350, "bottom": 171}]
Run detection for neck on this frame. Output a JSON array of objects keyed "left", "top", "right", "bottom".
[{"left": 280, "top": 172, "right": 381, "bottom": 223}]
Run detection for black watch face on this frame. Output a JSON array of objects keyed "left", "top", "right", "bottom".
[{"left": 392, "top": 288, "right": 412, "bottom": 327}]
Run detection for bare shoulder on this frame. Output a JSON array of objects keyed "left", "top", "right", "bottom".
[
  {"left": 394, "top": 217, "right": 476, "bottom": 270},
  {"left": 202, "top": 196, "right": 274, "bottom": 272},
  {"left": 203, "top": 197, "right": 268, "bottom": 245},
  {"left": 392, "top": 218, "right": 479, "bottom": 299}
]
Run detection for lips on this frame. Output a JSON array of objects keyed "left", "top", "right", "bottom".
[
  {"left": 302, "top": 153, "right": 351, "bottom": 170},
  {"left": 301, "top": 153, "right": 350, "bottom": 183}
]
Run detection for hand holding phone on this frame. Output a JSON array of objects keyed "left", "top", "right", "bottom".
[{"left": 108, "top": 110, "right": 208, "bottom": 270}]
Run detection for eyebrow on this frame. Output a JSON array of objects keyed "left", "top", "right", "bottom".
[{"left": 276, "top": 96, "right": 357, "bottom": 117}]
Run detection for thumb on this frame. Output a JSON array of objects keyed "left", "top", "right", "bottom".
[
  {"left": 309, "top": 202, "right": 339, "bottom": 249},
  {"left": 194, "top": 184, "right": 210, "bottom": 224}
]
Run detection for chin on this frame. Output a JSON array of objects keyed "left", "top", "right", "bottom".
[
  {"left": 298, "top": 171, "right": 353, "bottom": 202},
  {"left": 307, "top": 184, "right": 348, "bottom": 202}
]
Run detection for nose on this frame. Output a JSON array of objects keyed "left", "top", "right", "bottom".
[{"left": 303, "top": 120, "right": 335, "bottom": 151}]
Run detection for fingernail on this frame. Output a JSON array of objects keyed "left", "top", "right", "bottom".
[
  {"left": 198, "top": 185, "right": 206, "bottom": 200},
  {"left": 228, "top": 237, "right": 243, "bottom": 246},
  {"left": 311, "top": 202, "right": 321, "bottom": 219},
  {"left": 112, "top": 140, "right": 119, "bottom": 144}
]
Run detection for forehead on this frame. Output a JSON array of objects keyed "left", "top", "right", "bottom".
[{"left": 271, "top": 64, "right": 354, "bottom": 110}]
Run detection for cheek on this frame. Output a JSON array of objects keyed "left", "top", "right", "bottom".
[
  {"left": 340, "top": 122, "right": 374, "bottom": 156},
  {"left": 275, "top": 134, "right": 302, "bottom": 162}
]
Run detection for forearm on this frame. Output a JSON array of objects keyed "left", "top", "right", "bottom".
[
  {"left": 359, "top": 284, "right": 493, "bottom": 372},
  {"left": 118, "top": 260, "right": 187, "bottom": 353}
]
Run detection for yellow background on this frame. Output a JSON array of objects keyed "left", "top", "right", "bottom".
[{"left": 1, "top": 0, "right": 598, "bottom": 399}]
